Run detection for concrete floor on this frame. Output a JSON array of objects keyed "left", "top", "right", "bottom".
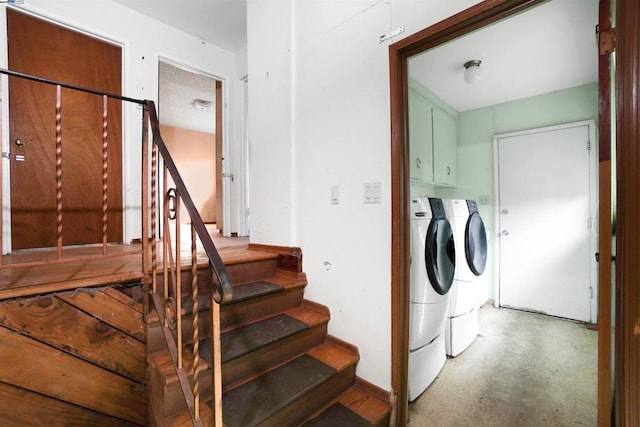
[{"left": 407, "top": 304, "right": 597, "bottom": 427}]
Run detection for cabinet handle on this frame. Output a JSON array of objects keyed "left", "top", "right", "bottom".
[
  {"left": 446, "top": 166, "right": 451, "bottom": 175},
  {"left": 416, "top": 157, "right": 422, "bottom": 169}
]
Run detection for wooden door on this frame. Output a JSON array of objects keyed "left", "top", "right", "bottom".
[
  {"left": 497, "top": 122, "right": 596, "bottom": 322},
  {"left": 7, "top": 9, "right": 122, "bottom": 250}
]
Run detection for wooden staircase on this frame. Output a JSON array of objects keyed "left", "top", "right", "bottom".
[
  {"left": 0, "top": 283, "right": 147, "bottom": 426},
  {"left": 148, "top": 245, "right": 391, "bottom": 426}
]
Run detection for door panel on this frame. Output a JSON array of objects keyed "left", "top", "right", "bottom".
[
  {"left": 497, "top": 123, "right": 594, "bottom": 322},
  {"left": 7, "top": 10, "right": 122, "bottom": 249}
]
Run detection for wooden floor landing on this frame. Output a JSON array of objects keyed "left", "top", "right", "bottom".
[{"left": 0, "top": 235, "right": 253, "bottom": 301}]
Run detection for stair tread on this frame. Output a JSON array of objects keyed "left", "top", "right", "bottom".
[
  {"left": 302, "top": 402, "right": 373, "bottom": 427},
  {"left": 221, "top": 353, "right": 338, "bottom": 427}
]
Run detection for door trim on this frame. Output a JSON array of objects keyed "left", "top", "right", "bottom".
[{"left": 492, "top": 120, "right": 598, "bottom": 322}]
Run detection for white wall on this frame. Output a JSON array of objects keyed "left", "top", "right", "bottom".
[
  {"left": 247, "top": 0, "right": 482, "bottom": 391},
  {"left": 0, "top": 1, "right": 240, "bottom": 245},
  {"left": 246, "top": 1, "right": 294, "bottom": 245}
]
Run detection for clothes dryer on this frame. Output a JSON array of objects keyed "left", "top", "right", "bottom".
[
  {"left": 442, "top": 199, "right": 488, "bottom": 357},
  {"left": 408, "top": 197, "right": 455, "bottom": 401}
]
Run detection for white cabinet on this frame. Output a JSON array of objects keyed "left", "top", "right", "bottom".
[
  {"left": 432, "top": 107, "right": 457, "bottom": 186},
  {"left": 408, "top": 87, "right": 433, "bottom": 183},
  {"left": 408, "top": 85, "right": 457, "bottom": 187}
]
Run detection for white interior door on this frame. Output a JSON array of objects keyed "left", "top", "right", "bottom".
[{"left": 495, "top": 121, "right": 596, "bottom": 322}]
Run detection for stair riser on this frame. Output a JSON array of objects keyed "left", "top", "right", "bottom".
[
  {"left": 155, "top": 258, "right": 279, "bottom": 299},
  {"left": 221, "top": 289, "right": 304, "bottom": 332},
  {"left": 149, "top": 365, "right": 211, "bottom": 420}
]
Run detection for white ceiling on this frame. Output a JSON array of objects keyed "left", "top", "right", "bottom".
[
  {"left": 409, "top": 0, "right": 599, "bottom": 112},
  {"left": 116, "top": 0, "right": 598, "bottom": 127},
  {"left": 158, "top": 61, "right": 217, "bottom": 134},
  {"left": 113, "top": 0, "right": 247, "bottom": 53}
]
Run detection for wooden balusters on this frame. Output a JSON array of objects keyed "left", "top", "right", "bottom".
[
  {"left": 101, "top": 95, "right": 109, "bottom": 255},
  {"left": 191, "top": 225, "right": 201, "bottom": 420},
  {"left": 150, "top": 138, "right": 158, "bottom": 293},
  {"left": 175, "top": 193, "right": 182, "bottom": 370},
  {"left": 55, "top": 85, "right": 63, "bottom": 259}
]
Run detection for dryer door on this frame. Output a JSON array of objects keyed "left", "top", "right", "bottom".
[
  {"left": 425, "top": 218, "right": 455, "bottom": 295},
  {"left": 465, "top": 212, "right": 488, "bottom": 276}
]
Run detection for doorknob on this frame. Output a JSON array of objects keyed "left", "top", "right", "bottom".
[
  {"left": 501, "top": 209, "right": 509, "bottom": 215},
  {"left": 501, "top": 230, "right": 509, "bottom": 236},
  {"left": 14, "top": 139, "right": 25, "bottom": 148}
]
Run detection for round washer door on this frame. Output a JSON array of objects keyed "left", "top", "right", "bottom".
[
  {"left": 425, "top": 218, "right": 455, "bottom": 295},
  {"left": 465, "top": 212, "right": 488, "bottom": 276}
]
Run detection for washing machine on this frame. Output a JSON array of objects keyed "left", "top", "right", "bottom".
[
  {"left": 442, "top": 199, "right": 488, "bottom": 357},
  {"left": 408, "top": 197, "right": 455, "bottom": 401}
]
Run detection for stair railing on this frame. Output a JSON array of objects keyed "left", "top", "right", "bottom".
[
  {"left": 145, "top": 100, "right": 232, "bottom": 426},
  {"left": 0, "top": 69, "right": 231, "bottom": 425}
]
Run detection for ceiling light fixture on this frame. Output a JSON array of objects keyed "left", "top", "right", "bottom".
[
  {"left": 463, "top": 60, "right": 482, "bottom": 85},
  {"left": 192, "top": 99, "right": 213, "bottom": 111}
]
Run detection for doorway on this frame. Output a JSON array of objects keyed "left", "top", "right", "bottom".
[
  {"left": 389, "top": 0, "right": 612, "bottom": 425},
  {"left": 157, "top": 60, "right": 223, "bottom": 232},
  {"left": 6, "top": 9, "right": 123, "bottom": 250}
]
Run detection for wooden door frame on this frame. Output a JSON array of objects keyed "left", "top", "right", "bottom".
[
  {"left": 613, "top": 1, "right": 640, "bottom": 425},
  {"left": 389, "top": 0, "right": 639, "bottom": 425}
]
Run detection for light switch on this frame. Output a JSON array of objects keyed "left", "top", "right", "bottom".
[
  {"left": 331, "top": 185, "right": 340, "bottom": 205},
  {"left": 364, "top": 182, "right": 381, "bottom": 204}
]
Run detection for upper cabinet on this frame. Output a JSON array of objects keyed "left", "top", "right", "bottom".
[
  {"left": 409, "top": 86, "right": 434, "bottom": 183},
  {"left": 408, "top": 81, "right": 458, "bottom": 187}
]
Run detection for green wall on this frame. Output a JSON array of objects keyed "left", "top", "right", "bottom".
[{"left": 436, "top": 82, "right": 598, "bottom": 302}]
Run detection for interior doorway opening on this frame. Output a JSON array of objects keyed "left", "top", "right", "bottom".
[
  {"left": 389, "top": 0, "right": 612, "bottom": 425},
  {"left": 157, "top": 60, "right": 224, "bottom": 233}
]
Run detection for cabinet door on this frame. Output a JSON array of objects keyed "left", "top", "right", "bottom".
[
  {"left": 432, "top": 107, "right": 457, "bottom": 186},
  {"left": 408, "top": 88, "right": 434, "bottom": 183}
]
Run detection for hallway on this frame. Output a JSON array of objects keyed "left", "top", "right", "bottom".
[{"left": 407, "top": 304, "right": 597, "bottom": 426}]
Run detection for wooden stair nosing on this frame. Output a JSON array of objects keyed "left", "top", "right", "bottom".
[{"left": 0, "top": 271, "right": 146, "bottom": 301}]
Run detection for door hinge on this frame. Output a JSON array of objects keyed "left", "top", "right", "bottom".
[
  {"left": 587, "top": 217, "right": 593, "bottom": 229},
  {"left": 587, "top": 140, "right": 591, "bottom": 151},
  {"left": 1, "top": 152, "right": 9, "bottom": 159},
  {"left": 597, "top": 25, "right": 616, "bottom": 55}
]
